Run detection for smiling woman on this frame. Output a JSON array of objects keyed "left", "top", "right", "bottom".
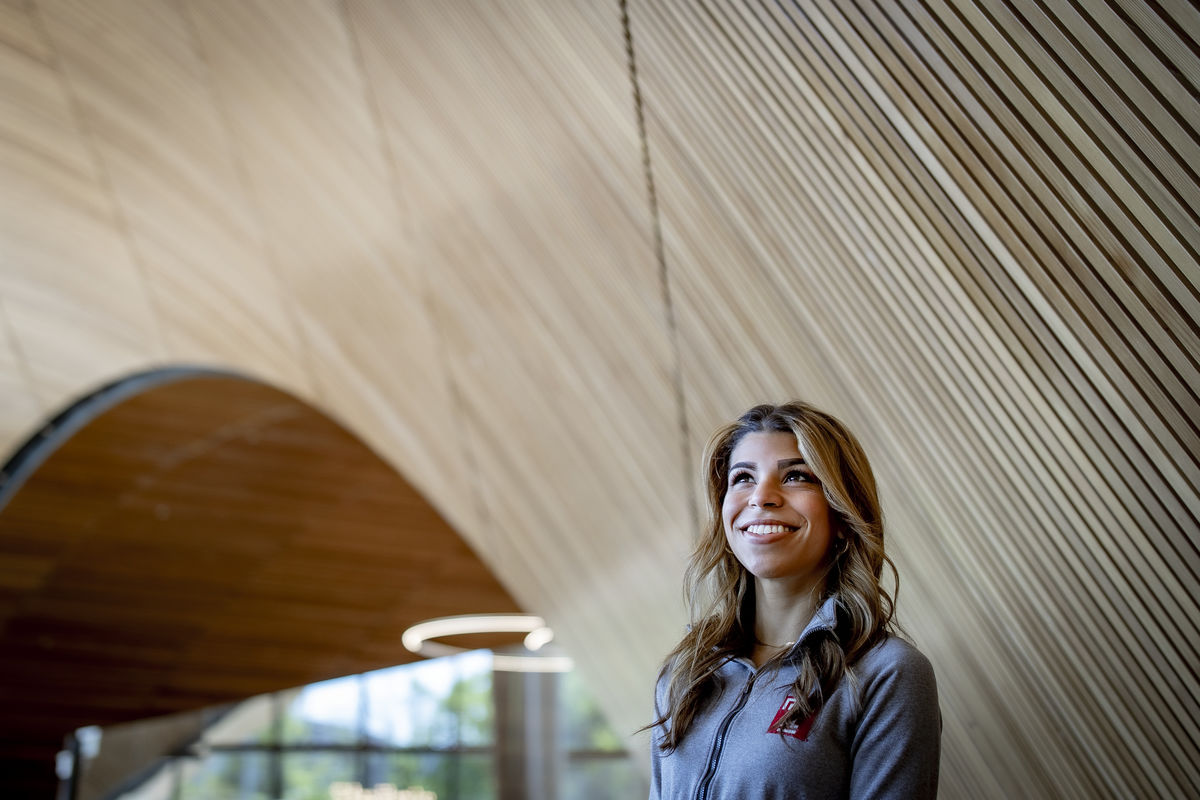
[
  {"left": 721, "top": 432, "right": 834, "bottom": 611},
  {"left": 648, "top": 402, "right": 940, "bottom": 800}
]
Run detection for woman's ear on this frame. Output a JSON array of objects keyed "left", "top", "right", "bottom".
[{"left": 832, "top": 529, "right": 848, "bottom": 557}]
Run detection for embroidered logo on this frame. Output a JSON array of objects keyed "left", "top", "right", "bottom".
[{"left": 767, "top": 694, "right": 816, "bottom": 741}]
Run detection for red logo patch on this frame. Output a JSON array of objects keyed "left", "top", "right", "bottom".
[{"left": 767, "top": 694, "right": 815, "bottom": 740}]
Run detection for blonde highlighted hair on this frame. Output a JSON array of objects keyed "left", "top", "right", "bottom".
[{"left": 651, "top": 401, "right": 897, "bottom": 751}]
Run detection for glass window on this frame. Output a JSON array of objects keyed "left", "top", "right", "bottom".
[
  {"left": 363, "top": 752, "right": 495, "bottom": 798},
  {"left": 280, "top": 675, "right": 361, "bottom": 745},
  {"left": 453, "top": 753, "right": 497, "bottom": 799},
  {"left": 444, "top": 659, "right": 493, "bottom": 747},
  {"left": 364, "top": 650, "right": 493, "bottom": 748},
  {"left": 98, "top": 648, "right": 643, "bottom": 800},
  {"left": 281, "top": 752, "right": 356, "bottom": 800},
  {"left": 557, "top": 668, "right": 647, "bottom": 799},
  {"left": 178, "top": 751, "right": 272, "bottom": 800},
  {"left": 559, "top": 668, "right": 621, "bottom": 751},
  {"left": 562, "top": 757, "right": 644, "bottom": 800}
]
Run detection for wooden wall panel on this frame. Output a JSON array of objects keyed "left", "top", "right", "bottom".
[
  {"left": 344, "top": 0, "right": 688, "bottom": 737},
  {"left": 629, "top": 1, "right": 1199, "bottom": 797},
  {"left": 179, "top": 0, "right": 464, "bottom": 520},
  {"left": 36, "top": 0, "right": 308, "bottom": 391},
  {"left": 0, "top": 304, "right": 41, "bottom": 445},
  {"left": 0, "top": 0, "right": 162, "bottom": 409},
  {"left": 0, "top": 1, "right": 1196, "bottom": 797}
]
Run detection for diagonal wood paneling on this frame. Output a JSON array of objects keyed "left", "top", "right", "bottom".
[
  {"left": 629, "top": 1, "right": 1199, "bottom": 797},
  {"left": 34, "top": 0, "right": 308, "bottom": 393},
  {"left": 0, "top": 0, "right": 1196, "bottom": 797},
  {"left": 179, "top": 0, "right": 466, "bottom": 518},
  {"left": 343, "top": 0, "right": 688, "bottom": 740},
  {"left": 0, "top": 0, "right": 162, "bottom": 408}
]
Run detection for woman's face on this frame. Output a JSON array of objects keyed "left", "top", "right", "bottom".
[{"left": 721, "top": 431, "right": 834, "bottom": 592}]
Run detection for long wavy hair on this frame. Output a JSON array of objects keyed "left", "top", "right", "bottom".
[{"left": 651, "top": 401, "right": 897, "bottom": 752}]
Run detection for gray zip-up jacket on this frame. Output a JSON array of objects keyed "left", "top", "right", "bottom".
[{"left": 650, "top": 597, "right": 940, "bottom": 799}]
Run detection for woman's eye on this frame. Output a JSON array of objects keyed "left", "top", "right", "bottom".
[
  {"left": 784, "top": 470, "right": 814, "bottom": 483},
  {"left": 730, "top": 471, "right": 752, "bottom": 485}
]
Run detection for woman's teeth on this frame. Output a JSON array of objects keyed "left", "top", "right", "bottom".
[{"left": 745, "top": 524, "right": 794, "bottom": 535}]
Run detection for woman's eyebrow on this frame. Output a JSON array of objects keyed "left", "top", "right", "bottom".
[{"left": 729, "top": 457, "right": 807, "bottom": 471}]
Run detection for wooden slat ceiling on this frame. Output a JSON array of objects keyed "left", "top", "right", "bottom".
[
  {"left": 628, "top": 3, "right": 1199, "bottom": 797},
  {"left": 0, "top": 374, "right": 521, "bottom": 796},
  {"left": 0, "top": 1, "right": 1195, "bottom": 798}
]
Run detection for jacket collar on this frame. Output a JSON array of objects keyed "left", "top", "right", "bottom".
[{"left": 787, "top": 595, "right": 839, "bottom": 655}]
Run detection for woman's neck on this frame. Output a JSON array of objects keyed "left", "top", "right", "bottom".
[{"left": 752, "top": 578, "right": 822, "bottom": 651}]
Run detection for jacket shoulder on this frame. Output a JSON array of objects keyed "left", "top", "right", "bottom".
[
  {"left": 853, "top": 634, "right": 938, "bottom": 705},
  {"left": 859, "top": 633, "right": 933, "bottom": 670}
]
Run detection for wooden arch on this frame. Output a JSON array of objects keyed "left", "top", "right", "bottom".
[{"left": 0, "top": 371, "right": 519, "bottom": 796}]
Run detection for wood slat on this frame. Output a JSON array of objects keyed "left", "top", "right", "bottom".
[
  {"left": 344, "top": 0, "right": 688, "bottom": 740},
  {"left": 631, "top": 1, "right": 1199, "bottom": 796}
]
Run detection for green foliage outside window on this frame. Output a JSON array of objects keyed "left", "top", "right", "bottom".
[
  {"left": 281, "top": 753, "right": 356, "bottom": 800},
  {"left": 559, "top": 668, "right": 622, "bottom": 751},
  {"left": 178, "top": 752, "right": 271, "bottom": 800}
]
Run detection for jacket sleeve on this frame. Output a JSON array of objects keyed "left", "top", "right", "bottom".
[
  {"left": 848, "top": 639, "right": 941, "bottom": 799},
  {"left": 648, "top": 671, "right": 668, "bottom": 800},
  {"left": 649, "top": 727, "right": 663, "bottom": 799}
]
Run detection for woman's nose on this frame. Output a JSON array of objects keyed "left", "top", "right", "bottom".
[{"left": 749, "top": 480, "right": 782, "bottom": 507}]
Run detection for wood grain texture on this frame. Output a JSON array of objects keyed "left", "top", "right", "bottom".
[
  {"left": 36, "top": 0, "right": 308, "bottom": 391},
  {"left": 0, "top": 0, "right": 163, "bottom": 406},
  {"left": 341, "top": 0, "right": 688, "bottom": 741},
  {"left": 630, "top": 1, "right": 1199, "bottom": 797},
  {"left": 0, "top": 0, "right": 1195, "bottom": 797},
  {"left": 0, "top": 375, "right": 520, "bottom": 796},
  {"left": 180, "top": 0, "right": 465, "bottom": 512}
]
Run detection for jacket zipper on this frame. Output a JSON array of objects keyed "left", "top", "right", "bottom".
[{"left": 695, "top": 671, "right": 756, "bottom": 800}]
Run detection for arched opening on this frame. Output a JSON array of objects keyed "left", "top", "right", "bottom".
[{"left": 0, "top": 370, "right": 521, "bottom": 797}]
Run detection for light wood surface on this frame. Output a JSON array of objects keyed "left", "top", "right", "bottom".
[{"left": 0, "top": 1, "right": 1196, "bottom": 797}]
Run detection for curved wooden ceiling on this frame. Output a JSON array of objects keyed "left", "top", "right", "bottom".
[
  {"left": 0, "top": 374, "right": 519, "bottom": 796},
  {"left": 0, "top": 1, "right": 1196, "bottom": 798}
]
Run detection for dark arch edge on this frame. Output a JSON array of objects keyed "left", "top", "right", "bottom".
[{"left": 0, "top": 365, "right": 252, "bottom": 512}]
